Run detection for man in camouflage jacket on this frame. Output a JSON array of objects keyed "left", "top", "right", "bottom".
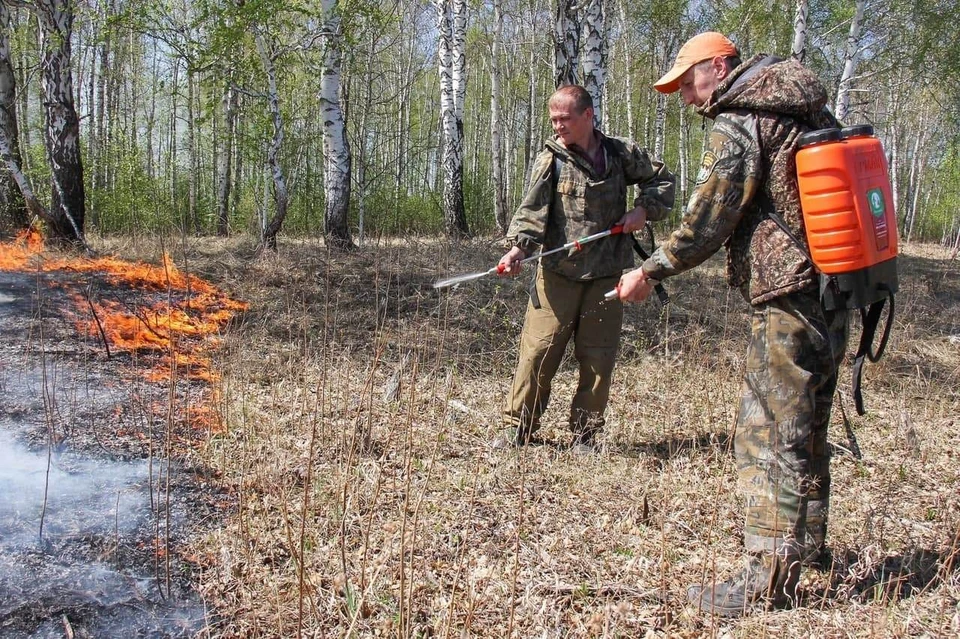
[
  {"left": 616, "top": 33, "right": 850, "bottom": 616},
  {"left": 495, "top": 84, "right": 675, "bottom": 451}
]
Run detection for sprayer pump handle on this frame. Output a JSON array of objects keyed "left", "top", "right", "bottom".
[{"left": 610, "top": 223, "right": 625, "bottom": 235}]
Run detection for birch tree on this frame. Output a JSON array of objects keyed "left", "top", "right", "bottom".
[
  {"left": 34, "top": 0, "right": 87, "bottom": 246},
  {"left": 436, "top": 0, "right": 468, "bottom": 239},
  {"left": 217, "top": 81, "right": 238, "bottom": 236},
  {"left": 320, "top": 0, "right": 354, "bottom": 249},
  {"left": 353, "top": 31, "right": 375, "bottom": 245},
  {"left": 0, "top": 6, "right": 42, "bottom": 228},
  {"left": 87, "top": 0, "right": 112, "bottom": 226},
  {"left": 835, "top": 0, "right": 865, "bottom": 122},
  {"left": 615, "top": 0, "right": 634, "bottom": 139},
  {"left": 0, "top": 0, "right": 26, "bottom": 236},
  {"left": 580, "top": 0, "right": 606, "bottom": 127},
  {"left": 791, "top": 0, "right": 808, "bottom": 61},
  {"left": 213, "top": 1, "right": 240, "bottom": 238},
  {"left": 653, "top": 92, "right": 665, "bottom": 161},
  {"left": 392, "top": 14, "right": 415, "bottom": 218},
  {"left": 254, "top": 27, "right": 289, "bottom": 251},
  {"left": 554, "top": 0, "right": 579, "bottom": 87},
  {"left": 185, "top": 66, "right": 198, "bottom": 232},
  {"left": 489, "top": 0, "right": 507, "bottom": 234}
]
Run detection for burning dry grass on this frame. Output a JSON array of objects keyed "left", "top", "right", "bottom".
[
  {"left": 94, "top": 235, "right": 960, "bottom": 636},
  {"left": 1, "top": 230, "right": 247, "bottom": 388}
]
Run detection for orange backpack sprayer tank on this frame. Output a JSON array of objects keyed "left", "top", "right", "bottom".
[
  {"left": 794, "top": 124, "right": 898, "bottom": 415},
  {"left": 796, "top": 124, "right": 899, "bottom": 310}
]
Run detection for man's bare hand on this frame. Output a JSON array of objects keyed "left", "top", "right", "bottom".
[
  {"left": 497, "top": 246, "right": 526, "bottom": 276},
  {"left": 617, "top": 205, "right": 648, "bottom": 234},
  {"left": 615, "top": 268, "right": 658, "bottom": 303}
]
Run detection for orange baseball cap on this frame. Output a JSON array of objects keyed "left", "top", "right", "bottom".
[{"left": 654, "top": 32, "right": 739, "bottom": 94}]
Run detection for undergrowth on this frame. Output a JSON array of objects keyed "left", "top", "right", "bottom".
[{"left": 102, "top": 234, "right": 960, "bottom": 638}]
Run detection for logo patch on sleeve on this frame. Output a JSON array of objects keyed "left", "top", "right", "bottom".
[{"left": 695, "top": 150, "right": 718, "bottom": 185}]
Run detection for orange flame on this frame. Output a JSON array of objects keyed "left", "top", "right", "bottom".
[
  {"left": 0, "top": 228, "right": 44, "bottom": 268},
  {"left": 1, "top": 231, "right": 247, "bottom": 433}
]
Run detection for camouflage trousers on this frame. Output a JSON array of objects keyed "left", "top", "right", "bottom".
[
  {"left": 504, "top": 267, "right": 622, "bottom": 437},
  {"left": 737, "top": 289, "right": 849, "bottom": 559}
]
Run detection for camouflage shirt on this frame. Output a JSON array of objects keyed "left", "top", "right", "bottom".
[
  {"left": 642, "top": 55, "right": 837, "bottom": 304},
  {"left": 508, "top": 132, "right": 675, "bottom": 281}
]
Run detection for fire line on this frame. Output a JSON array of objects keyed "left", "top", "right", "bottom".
[{"left": 1, "top": 229, "right": 247, "bottom": 405}]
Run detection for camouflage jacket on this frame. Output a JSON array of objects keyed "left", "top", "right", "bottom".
[
  {"left": 507, "top": 132, "right": 675, "bottom": 280},
  {"left": 642, "top": 54, "right": 837, "bottom": 304}
]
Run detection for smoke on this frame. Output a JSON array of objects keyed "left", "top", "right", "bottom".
[
  {"left": 0, "top": 430, "right": 208, "bottom": 636},
  {"left": 0, "top": 431, "right": 149, "bottom": 548}
]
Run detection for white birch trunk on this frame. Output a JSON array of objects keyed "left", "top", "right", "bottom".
[
  {"left": 394, "top": 23, "right": 416, "bottom": 213},
  {"left": 554, "top": 0, "right": 579, "bottom": 87},
  {"left": 834, "top": 0, "right": 865, "bottom": 122},
  {"left": 905, "top": 108, "right": 931, "bottom": 244},
  {"left": 34, "top": 0, "right": 87, "bottom": 246},
  {"left": 146, "top": 40, "right": 158, "bottom": 180},
  {"left": 0, "top": 1, "right": 27, "bottom": 232},
  {"left": 490, "top": 0, "right": 508, "bottom": 234},
  {"left": 186, "top": 68, "right": 198, "bottom": 233},
  {"left": 435, "top": 0, "right": 468, "bottom": 238},
  {"left": 653, "top": 93, "right": 666, "bottom": 161},
  {"left": 452, "top": 0, "right": 466, "bottom": 123},
  {"left": 886, "top": 86, "right": 902, "bottom": 231},
  {"left": 126, "top": 26, "right": 138, "bottom": 152},
  {"left": 216, "top": 81, "right": 236, "bottom": 237},
  {"left": 791, "top": 0, "right": 809, "bottom": 61},
  {"left": 168, "top": 58, "right": 178, "bottom": 217},
  {"left": 90, "top": 0, "right": 110, "bottom": 217},
  {"left": 580, "top": 0, "right": 606, "bottom": 127},
  {"left": 320, "top": 0, "right": 354, "bottom": 248},
  {"left": 356, "top": 36, "right": 377, "bottom": 246},
  {"left": 616, "top": 0, "right": 634, "bottom": 140},
  {"left": 255, "top": 28, "right": 289, "bottom": 251},
  {"left": 14, "top": 29, "right": 29, "bottom": 172},
  {"left": 904, "top": 119, "right": 922, "bottom": 243}
]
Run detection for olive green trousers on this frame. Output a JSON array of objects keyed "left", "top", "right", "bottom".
[{"left": 504, "top": 267, "right": 622, "bottom": 437}]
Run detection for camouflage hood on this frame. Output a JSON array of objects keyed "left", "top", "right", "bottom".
[
  {"left": 706, "top": 55, "right": 834, "bottom": 304},
  {"left": 699, "top": 54, "right": 832, "bottom": 125}
]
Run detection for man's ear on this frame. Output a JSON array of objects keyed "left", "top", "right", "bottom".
[{"left": 713, "top": 56, "right": 731, "bottom": 81}]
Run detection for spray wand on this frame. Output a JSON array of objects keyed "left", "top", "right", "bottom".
[{"left": 433, "top": 224, "right": 625, "bottom": 289}]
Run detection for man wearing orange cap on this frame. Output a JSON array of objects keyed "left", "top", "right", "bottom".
[{"left": 614, "top": 33, "right": 850, "bottom": 616}]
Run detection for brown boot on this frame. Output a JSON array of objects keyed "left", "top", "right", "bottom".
[{"left": 688, "top": 553, "right": 801, "bottom": 618}]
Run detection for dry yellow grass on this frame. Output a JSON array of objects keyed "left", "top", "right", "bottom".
[{"left": 104, "top": 234, "right": 960, "bottom": 637}]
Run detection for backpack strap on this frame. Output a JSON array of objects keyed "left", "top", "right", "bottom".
[
  {"left": 852, "top": 289, "right": 895, "bottom": 415},
  {"left": 759, "top": 193, "right": 813, "bottom": 263}
]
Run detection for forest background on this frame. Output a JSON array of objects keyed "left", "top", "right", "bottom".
[
  {"left": 1, "top": 1, "right": 960, "bottom": 638},
  {"left": 0, "top": 0, "right": 959, "bottom": 250}
]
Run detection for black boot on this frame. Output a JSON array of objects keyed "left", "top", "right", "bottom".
[{"left": 688, "top": 553, "right": 801, "bottom": 618}]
